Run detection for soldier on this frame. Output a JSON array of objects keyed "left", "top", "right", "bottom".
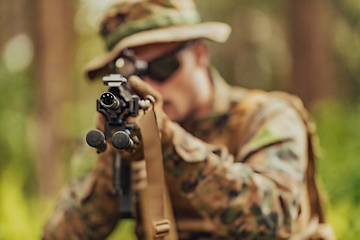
[{"left": 43, "top": 0, "right": 335, "bottom": 239}]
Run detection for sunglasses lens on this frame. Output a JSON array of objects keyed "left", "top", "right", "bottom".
[
  {"left": 115, "top": 57, "right": 136, "bottom": 78},
  {"left": 148, "top": 54, "right": 180, "bottom": 82}
]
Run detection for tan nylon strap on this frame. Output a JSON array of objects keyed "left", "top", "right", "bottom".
[
  {"left": 164, "top": 185, "right": 178, "bottom": 240},
  {"left": 139, "top": 108, "right": 170, "bottom": 239}
]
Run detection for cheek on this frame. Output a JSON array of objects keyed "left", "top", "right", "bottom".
[
  {"left": 191, "top": 69, "right": 211, "bottom": 101},
  {"left": 162, "top": 83, "right": 192, "bottom": 121},
  {"left": 141, "top": 77, "right": 182, "bottom": 121},
  {"left": 161, "top": 71, "right": 197, "bottom": 121}
]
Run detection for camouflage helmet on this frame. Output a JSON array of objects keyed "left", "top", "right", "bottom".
[{"left": 85, "top": 0, "right": 232, "bottom": 80}]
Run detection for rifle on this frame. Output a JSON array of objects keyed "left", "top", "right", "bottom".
[{"left": 85, "top": 74, "right": 172, "bottom": 239}]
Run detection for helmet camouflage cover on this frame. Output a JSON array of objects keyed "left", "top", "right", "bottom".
[{"left": 85, "top": 0, "right": 232, "bottom": 80}]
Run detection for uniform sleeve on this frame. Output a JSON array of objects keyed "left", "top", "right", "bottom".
[
  {"left": 163, "top": 99, "right": 308, "bottom": 239},
  {"left": 42, "top": 149, "right": 120, "bottom": 240}
]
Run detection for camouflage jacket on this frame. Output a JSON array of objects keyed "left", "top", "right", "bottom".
[{"left": 42, "top": 69, "right": 334, "bottom": 240}]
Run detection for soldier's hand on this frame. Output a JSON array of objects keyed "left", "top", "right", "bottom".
[{"left": 128, "top": 75, "right": 174, "bottom": 151}]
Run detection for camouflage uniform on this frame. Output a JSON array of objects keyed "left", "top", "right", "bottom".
[
  {"left": 43, "top": 68, "right": 334, "bottom": 239},
  {"left": 43, "top": 0, "right": 334, "bottom": 239}
]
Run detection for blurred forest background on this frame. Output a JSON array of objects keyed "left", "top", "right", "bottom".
[{"left": 1, "top": 0, "right": 360, "bottom": 239}]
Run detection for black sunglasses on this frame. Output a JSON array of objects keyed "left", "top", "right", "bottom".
[{"left": 110, "top": 40, "right": 195, "bottom": 83}]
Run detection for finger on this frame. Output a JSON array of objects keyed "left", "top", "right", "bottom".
[{"left": 129, "top": 75, "right": 163, "bottom": 105}]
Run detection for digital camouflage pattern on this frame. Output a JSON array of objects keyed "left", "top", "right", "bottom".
[
  {"left": 42, "top": 68, "right": 334, "bottom": 240},
  {"left": 85, "top": 0, "right": 231, "bottom": 80},
  {"left": 100, "top": 0, "right": 200, "bottom": 50}
]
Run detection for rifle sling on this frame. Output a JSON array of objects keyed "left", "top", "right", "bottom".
[{"left": 139, "top": 108, "right": 171, "bottom": 239}]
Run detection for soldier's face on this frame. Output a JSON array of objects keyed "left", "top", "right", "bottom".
[{"left": 131, "top": 41, "right": 213, "bottom": 123}]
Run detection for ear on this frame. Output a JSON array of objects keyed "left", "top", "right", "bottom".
[{"left": 192, "top": 39, "right": 210, "bottom": 68}]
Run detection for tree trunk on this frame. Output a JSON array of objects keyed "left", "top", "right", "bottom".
[
  {"left": 34, "top": 0, "right": 74, "bottom": 197},
  {"left": 289, "top": 0, "right": 334, "bottom": 108},
  {"left": 0, "top": 0, "right": 34, "bottom": 46}
]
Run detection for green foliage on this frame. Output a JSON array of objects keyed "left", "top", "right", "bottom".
[
  {"left": 314, "top": 100, "right": 360, "bottom": 239},
  {"left": 107, "top": 220, "right": 137, "bottom": 240},
  {"left": 0, "top": 66, "right": 52, "bottom": 240},
  {"left": 0, "top": 164, "right": 53, "bottom": 240}
]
